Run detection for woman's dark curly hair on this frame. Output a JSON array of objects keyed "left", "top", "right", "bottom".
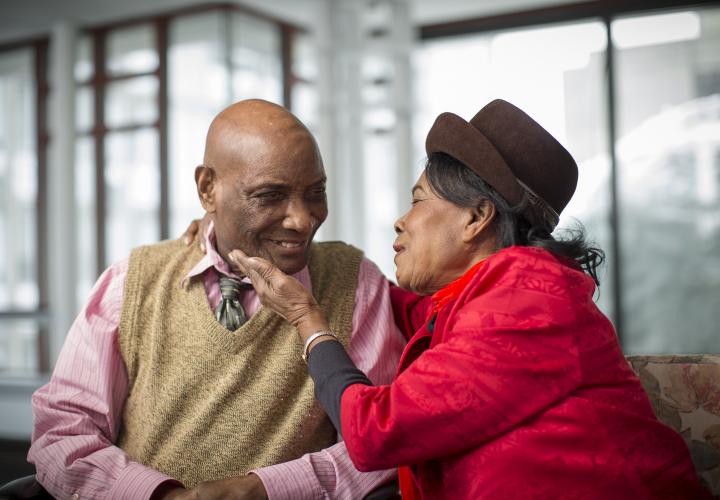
[{"left": 425, "top": 152, "right": 605, "bottom": 286}]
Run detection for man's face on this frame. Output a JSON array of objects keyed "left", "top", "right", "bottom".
[{"left": 205, "top": 128, "right": 328, "bottom": 275}]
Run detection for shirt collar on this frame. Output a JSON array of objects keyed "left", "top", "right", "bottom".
[{"left": 180, "top": 220, "right": 312, "bottom": 289}]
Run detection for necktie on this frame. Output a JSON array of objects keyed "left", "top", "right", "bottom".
[{"left": 216, "top": 276, "right": 250, "bottom": 331}]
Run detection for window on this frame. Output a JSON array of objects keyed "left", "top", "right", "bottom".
[
  {"left": 416, "top": 20, "right": 613, "bottom": 316},
  {"left": 416, "top": 5, "right": 720, "bottom": 353},
  {"left": 76, "top": 6, "right": 291, "bottom": 282},
  {"left": 1, "top": 5, "right": 294, "bottom": 377},
  {"left": 167, "top": 10, "right": 284, "bottom": 237},
  {"left": 613, "top": 9, "right": 720, "bottom": 353},
  {"left": 0, "top": 42, "right": 48, "bottom": 376}
]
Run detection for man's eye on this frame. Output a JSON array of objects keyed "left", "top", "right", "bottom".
[
  {"left": 257, "top": 192, "right": 284, "bottom": 201},
  {"left": 308, "top": 188, "right": 326, "bottom": 199}
]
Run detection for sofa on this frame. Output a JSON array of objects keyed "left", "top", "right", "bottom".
[
  {"left": 2, "top": 354, "right": 717, "bottom": 499},
  {"left": 627, "top": 354, "right": 720, "bottom": 496}
]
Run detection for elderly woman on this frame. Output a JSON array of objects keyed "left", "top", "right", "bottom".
[{"left": 225, "top": 100, "right": 706, "bottom": 499}]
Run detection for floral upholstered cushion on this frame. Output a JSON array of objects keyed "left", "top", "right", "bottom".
[{"left": 627, "top": 355, "right": 720, "bottom": 496}]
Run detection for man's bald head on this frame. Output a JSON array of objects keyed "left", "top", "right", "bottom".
[
  {"left": 195, "top": 99, "right": 328, "bottom": 274},
  {"left": 203, "top": 99, "right": 319, "bottom": 174}
]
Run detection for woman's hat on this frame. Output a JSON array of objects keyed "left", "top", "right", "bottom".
[{"left": 425, "top": 99, "right": 578, "bottom": 230}]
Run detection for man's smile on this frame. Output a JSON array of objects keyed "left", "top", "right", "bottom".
[{"left": 270, "top": 239, "right": 304, "bottom": 248}]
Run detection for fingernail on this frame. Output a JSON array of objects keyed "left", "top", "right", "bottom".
[{"left": 184, "top": 236, "right": 190, "bottom": 245}]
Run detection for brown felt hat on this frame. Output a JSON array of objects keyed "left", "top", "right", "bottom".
[{"left": 425, "top": 99, "right": 578, "bottom": 230}]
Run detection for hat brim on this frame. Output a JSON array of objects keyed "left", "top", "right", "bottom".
[{"left": 425, "top": 112, "right": 524, "bottom": 207}]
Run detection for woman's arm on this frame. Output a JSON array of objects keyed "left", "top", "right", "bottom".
[
  {"left": 337, "top": 313, "right": 582, "bottom": 471},
  {"left": 228, "top": 249, "right": 582, "bottom": 473}
]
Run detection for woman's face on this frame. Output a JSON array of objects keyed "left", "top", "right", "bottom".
[{"left": 393, "top": 172, "right": 475, "bottom": 295}]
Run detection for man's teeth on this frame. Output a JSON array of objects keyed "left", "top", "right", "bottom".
[{"left": 273, "top": 240, "right": 302, "bottom": 248}]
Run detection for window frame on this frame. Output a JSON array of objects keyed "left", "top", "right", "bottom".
[{"left": 0, "top": 37, "right": 50, "bottom": 375}]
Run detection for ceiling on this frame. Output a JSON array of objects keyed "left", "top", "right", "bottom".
[{"left": 0, "top": 0, "right": 576, "bottom": 44}]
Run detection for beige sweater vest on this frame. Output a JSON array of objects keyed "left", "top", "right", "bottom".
[{"left": 116, "top": 239, "right": 362, "bottom": 487}]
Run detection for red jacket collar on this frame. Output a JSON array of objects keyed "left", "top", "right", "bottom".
[{"left": 430, "top": 259, "right": 487, "bottom": 317}]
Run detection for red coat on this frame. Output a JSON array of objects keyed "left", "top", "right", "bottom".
[{"left": 340, "top": 246, "right": 709, "bottom": 499}]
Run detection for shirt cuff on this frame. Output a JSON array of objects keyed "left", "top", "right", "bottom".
[
  {"left": 107, "top": 461, "right": 182, "bottom": 500},
  {"left": 251, "top": 461, "right": 324, "bottom": 500}
]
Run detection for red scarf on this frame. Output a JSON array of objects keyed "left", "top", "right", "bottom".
[
  {"left": 430, "top": 260, "right": 487, "bottom": 316},
  {"left": 398, "top": 260, "right": 487, "bottom": 499}
]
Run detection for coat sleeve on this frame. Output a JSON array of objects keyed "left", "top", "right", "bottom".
[
  {"left": 389, "top": 284, "right": 432, "bottom": 341},
  {"left": 340, "top": 290, "right": 583, "bottom": 472}
]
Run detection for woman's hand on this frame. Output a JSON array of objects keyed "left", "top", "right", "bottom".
[
  {"left": 228, "top": 249, "right": 329, "bottom": 338},
  {"left": 182, "top": 213, "right": 212, "bottom": 252}
]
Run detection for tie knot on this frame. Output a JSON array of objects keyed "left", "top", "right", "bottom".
[{"left": 219, "top": 276, "right": 250, "bottom": 300}]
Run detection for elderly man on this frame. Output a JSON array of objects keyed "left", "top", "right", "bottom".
[{"left": 29, "top": 100, "right": 405, "bottom": 499}]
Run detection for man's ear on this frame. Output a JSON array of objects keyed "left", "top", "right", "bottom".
[
  {"left": 195, "top": 165, "right": 217, "bottom": 213},
  {"left": 461, "top": 198, "right": 496, "bottom": 244}
]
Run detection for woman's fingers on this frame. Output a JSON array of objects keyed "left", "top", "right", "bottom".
[
  {"left": 182, "top": 214, "right": 212, "bottom": 252},
  {"left": 182, "top": 220, "right": 200, "bottom": 245},
  {"left": 182, "top": 218, "right": 206, "bottom": 252},
  {"left": 228, "top": 249, "right": 321, "bottom": 329},
  {"left": 229, "top": 250, "right": 272, "bottom": 287}
]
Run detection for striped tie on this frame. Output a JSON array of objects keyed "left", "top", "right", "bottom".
[{"left": 215, "top": 276, "right": 251, "bottom": 331}]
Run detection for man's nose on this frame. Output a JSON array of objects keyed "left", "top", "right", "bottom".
[{"left": 283, "top": 199, "right": 314, "bottom": 234}]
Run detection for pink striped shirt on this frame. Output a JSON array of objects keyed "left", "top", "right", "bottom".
[{"left": 29, "top": 230, "right": 405, "bottom": 499}]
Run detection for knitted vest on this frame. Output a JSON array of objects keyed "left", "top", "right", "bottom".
[{"left": 117, "top": 239, "right": 362, "bottom": 487}]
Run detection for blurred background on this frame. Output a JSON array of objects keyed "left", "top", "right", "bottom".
[{"left": 0, "top": 0, "right": 719, "bottom": 470}]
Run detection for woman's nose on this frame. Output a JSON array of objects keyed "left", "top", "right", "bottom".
[{"left": 394, "top": 215, "right": 405, "bottom": 235}]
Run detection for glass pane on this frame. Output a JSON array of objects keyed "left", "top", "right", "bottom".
[
  {"left": 362, "top": 55, "right": 394, "bottom": 105},
  {"left": 0, "top": 48, "right": 39, "bottom": 311},
  {"left": 0, "top": 320, "right": 40, "bottom": 375},
  {"left": 231, "top": 12, "right": 283, "bottom": 103},
  {"left": 613, "top": 8, "right": 720, "bottom": 354},
  {"left": 75, "top": 35, "right": 94, "bottom": 82},
  {"left": 415, "top": 21, "right": 612, "bottom": 316},
  {"left": 291, "top": 81, "right": 318, "bottom": 129},
  {"left": 290, "top": 32, "right": 319, "bottom": 128},
  {"left": 76, "top": 136, "right": 96, "bottom": 304},
  {"left": 168, "top": 12, "right": 231, "bottom": 237},
  {"left": 363, "top": 133, "right": 398, "bottom": 278},
  {"left": 105, "top": 129, "right": 160, "bottom": 265},
  {"left": 364, "top": 107, "right": 395, "bottom": 133},
  {"left": 76, "top": 85, "right": 93, "bottom": 133},
  {"left": 105, "top": 76, "right": 158, "bottom": 128},
  {"left": 292, "top": 32, "right": 318, "bottom": 81},
  {"left": 106, "top": 24, "right": 158, "bottom": 76}
]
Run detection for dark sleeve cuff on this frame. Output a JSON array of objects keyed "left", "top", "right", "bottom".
[{"left": 307, "top": 340, "right": 372, "bottom": 433}]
